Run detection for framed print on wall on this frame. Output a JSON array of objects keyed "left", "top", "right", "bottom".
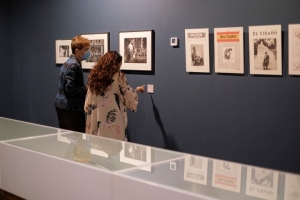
[
  {"left": 249, "top": 25, "right": 282, "bottom": 75},
  {"left": 81, "top": 33, "right": 110, "bottom": 69},
  {"left": 288, "top": 24, "right": 300, "bottom": 75},
  {"left": 214, "top": 27, "right": 244, "bottom": 74},
  {"left": 185, "top": 28, "right": 210, "bottom": 73},
  {"left": 55, "top": 40, "right": 71, "bottom": 64},
  {"left": 119, "top": 30, "right": 153, "bottom": 71}
]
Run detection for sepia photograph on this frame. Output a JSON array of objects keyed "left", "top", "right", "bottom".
[
  {"left": 55, "top": 40, "right": 71, "bottom": 64},
  {"left": 81, "top": 33, "right": 110, "bottom": 69},
  {"left": 191, "top": 45, "right": 204, "bottom": 66},
  {"left": 119, "top": 30, "right": 153, "bottom": 71},
  {"left": 249, "top": 25, "right": 282, "bottom": 75},
  {"left": 253, "top": 38, "right": 277, "bottom": 71}
]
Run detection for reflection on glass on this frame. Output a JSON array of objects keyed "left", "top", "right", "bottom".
[
  {"left": 212, "top": 160, "right": 242, "bottom": 193},
  {"left": 73, "top": 137, "right": 91, "bottom": 162},
  {"left": 89, "top": 135, "right": 122, "bottom": 158},
  {"left": 183, "top": 155, "right": 208, "bottom": 185},
  {"left": 246, "top": 166, "right": 279, "bottom": 200}
]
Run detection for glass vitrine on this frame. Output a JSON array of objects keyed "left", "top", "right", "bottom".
[{"left": 1, "top": 117, "right": 300, "bottom": 200}]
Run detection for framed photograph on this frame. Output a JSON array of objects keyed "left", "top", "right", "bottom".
[
  {"left": 120, "top": 142, "right": 152, "bottom": 171},
  {"left": 289, "top": 24, "right": 300, "bottom": 75},
  {"left": 214, "top": 27, "right": 244, "bottom": 74},
  {"left": 55, "top": 40, "right": 71, "bottom": 64},
  {"left": 249, "top": 25, "right": 282, "bottom": 75},
  {"left": 185, "top": 28, "right": 210, "bottom": 73},
  {"left": 81, "top": 33, "right": 110, "bottom": 69},
  {"left": 119, "top": 30, "right": 153, "bottom": 71}
]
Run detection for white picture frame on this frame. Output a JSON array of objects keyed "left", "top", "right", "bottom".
[
  {"left": 288, "top": 24, "right": 300, "bottom": 75},
  {"left": 185, "top": 28, "right": 210, "bottom": 73},
  {"left": 81, "top": 33, "right": 110, "bottom": 69},
  {"left": 214, "top": 27, "right": 244, "bottom": 74},
  {"left": 249, "top": 25, "right": 282, "bottom": 75},
  {"left": 119, "top": 30, "right": 153, "bottom": 71},
  {"left": 120, "top": 142, "right": 152, "bottom": 171},
  {"left": 55, "top": 40, "right": 71, "bottom": 64}
]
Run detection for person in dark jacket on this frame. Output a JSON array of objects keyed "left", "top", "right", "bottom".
[{"left": 54, "top": 35, "right": 90, "bottom": 132}]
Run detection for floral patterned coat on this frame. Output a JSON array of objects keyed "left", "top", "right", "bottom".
[{"left": 84, "top": 73, "right": 138, "bottom": 141}]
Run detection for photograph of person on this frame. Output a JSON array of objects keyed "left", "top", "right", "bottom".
[
  {"left": 191, "top": 45, "right": 204, "bottom": 66},
  {"left": 124, "top": 38, "right": 147, "bottom": 63},
  {"left": 253, "top": 39, "right": 277, "bottom": 70}
]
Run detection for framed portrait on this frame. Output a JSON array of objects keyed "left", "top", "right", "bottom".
[
  {"left": 120, "top": 142, "right": 152, "bottom": 171},
  {"left": 81, "top": 33, "right": 110, "bottom": 69},
  {"left": 185, "top": 28, "right": 210, "bottom": 73},
  {"left": 288, "top": 24, "right": 300, "bottom": 75},
  {"left": 119, "top": 30, "right": 153, "bottom": 71},
  {"left": 55, "top": 40, "right": 71, "bottom": 64},
  {"left": 214, "top": 27, "right": 244, "bottom": 74},
  {"left": 249, "top": 25, "right": 282, "bottom": 75}
]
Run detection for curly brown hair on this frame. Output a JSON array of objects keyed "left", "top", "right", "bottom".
[{"left": 88, "top": 51, "right": 123, "bottom": 96}]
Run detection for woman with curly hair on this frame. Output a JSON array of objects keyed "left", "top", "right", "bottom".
[{"left": 84, "top": 51, "right": 145, "bottom": 141}]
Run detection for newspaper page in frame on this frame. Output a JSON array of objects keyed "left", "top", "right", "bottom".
[
  {"left": 249, "top": 25, "right": 282, "bottom": 75},
  {"left": 246, "top": 166, "right": 279, "bottom": 200},
  {"left": 183, "top": 155, "right": 208, "bottom": 185},
  {"left": 284, "top": 173, "right": 300, "bottom": 200},
  {"left": 185, "top": 28, "right": 210, "bottom": 73},
  {"left": 212, "top": 160, "right": 242, "bottom": 193},
  {"left": 214, "top": 27, "right": 244, "bottom": 74},
  {"left": 289, "top": 24, "right": 300, "bottom": 75}
]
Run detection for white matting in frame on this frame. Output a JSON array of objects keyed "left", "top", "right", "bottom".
[
  {"left": 185, "top": 28, "right": 210, "bottom": 73},
  {"left": 55, "top": 40, "right": 71, "bottom": 64},
  {"left": 249, "top": 25, "right": 282, "bottom": 75},
  {"left": 81, "top": 33, "right": 110, "bottom": 69},
  {"left": 214, "top": 27, "right": 244, "bottom": 74},
  {"left": 119, "top": 30, "right": 153, "bottom": 71},
  {"left": 289, "top": 24, "right": 300, "bottom": 75},
  {"left": 120, "top": 142, "right": 152, "bottom": 172}
]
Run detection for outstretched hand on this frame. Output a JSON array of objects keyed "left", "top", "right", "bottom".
[{"left": 136, "top": 85, "right": 145, "bottom": 93}]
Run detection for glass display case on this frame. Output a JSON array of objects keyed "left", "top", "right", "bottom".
[{"left": 0, "top": 117, "right": 299, "bottom": 200}]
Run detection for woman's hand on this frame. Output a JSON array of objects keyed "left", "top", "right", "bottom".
[{"left": 136, "top": 85, "right": 145, "bottom": 93}]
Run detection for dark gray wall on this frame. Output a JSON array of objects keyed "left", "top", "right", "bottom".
[
  {"left": 0, "top": 0, "right": 13, "bottom": 118},
  {"left": 4, "top": 0, "right": 300, "bottom": 173}
]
